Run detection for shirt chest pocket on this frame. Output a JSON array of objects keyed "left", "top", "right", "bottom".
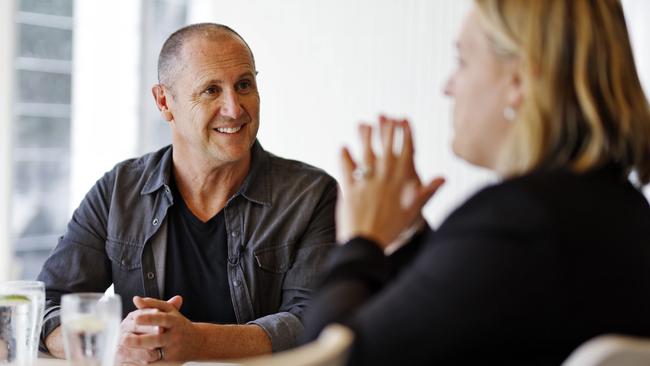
[
  {"left": 253, "top": 242, "right": 295, "bottom": 274},
  {"left": 106, "top": 238, "right": 143, "bottom": 271}
]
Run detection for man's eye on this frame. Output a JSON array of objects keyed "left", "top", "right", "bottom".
[
  {"left": 237, "top": 80, "right": 253, "bottom": 92},
  {"left": 204, "top": 86, "right": 219, "bottom": 95}
]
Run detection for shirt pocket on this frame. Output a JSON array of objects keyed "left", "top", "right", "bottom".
[
  {"left": 253, "top": 242, "right": 295, "bottom": 274},
  {"left": 106, "top": 238, "right": 143, "bottom": 271}
]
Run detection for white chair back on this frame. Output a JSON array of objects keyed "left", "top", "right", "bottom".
[
  {"left": 238, "top": 324, "right": 354, "bottom": 366},
  {"left": 562, "top": 334, "right": 650, "bottom": 366}
]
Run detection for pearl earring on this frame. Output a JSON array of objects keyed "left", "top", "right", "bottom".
[{"left": 503, "top": 106, "right": 517, "bottom": 121}]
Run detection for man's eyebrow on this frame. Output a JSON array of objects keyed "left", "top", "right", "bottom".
[
  {"left": 195, "top": 78, "right": 222, "bottom": 89},
  {"left": 238, "top": 71, "right": 256, "bottom": 79},
  {"left": 196, "top": 72, "right": 256, "bottom": 88}
]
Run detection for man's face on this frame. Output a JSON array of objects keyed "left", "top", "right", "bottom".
[{"left": 165, "top": 35, "right": 260, "bottom": 167}]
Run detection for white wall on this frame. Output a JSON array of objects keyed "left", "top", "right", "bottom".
[
  {"left": 67, "top": 0, "right": 650, "bottom": 225},
  {"left": 622, "top": 0, "right": 650, "bottom": 197},
  {"left": 70, "top": 0, "right": 143, "bottom": 208},
  {"left": 0, "top": 0, "right": 16, "bottom": 281},
  {"left": 189, "top": 0, "right": 494, "bottom": 226},
  {"left": 188, "top": 0, "right": 650, "bottom": 222}
]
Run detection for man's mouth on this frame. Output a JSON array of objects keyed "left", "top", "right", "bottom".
[{"left": 214, "top": 125, "right": 243, "bottom": 134}]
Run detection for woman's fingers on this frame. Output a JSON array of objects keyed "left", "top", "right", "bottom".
[
  {"left": 400, "top": 119, "right": 414, "bottom": 160},
  {"left": 411, "top": 177, "right": 446, "bottom": 212},
  {"left": 359, "top": 123, "right": 375, "bottom": 169},
  {"left": 379, "top": 116, "right": 396, "bottom": 159},
  {"left": 341, "top": 147, "right": 357, "bottom": 186}
]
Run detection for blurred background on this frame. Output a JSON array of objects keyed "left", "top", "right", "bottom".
[{"left": 1, "top": 0, "right": 649, "bottom": 280}]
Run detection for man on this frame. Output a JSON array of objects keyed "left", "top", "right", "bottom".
[{"left": 37, "top": 23, "right": 337, "bottom": 363}]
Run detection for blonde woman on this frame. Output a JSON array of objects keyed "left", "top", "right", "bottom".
[{"left": 303, "top": 1, "right": 650, "bottom": 364}]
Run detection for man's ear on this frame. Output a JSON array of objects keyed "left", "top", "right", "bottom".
[{"left": 152, "top": 84, "right": 174, "bottom": 122}]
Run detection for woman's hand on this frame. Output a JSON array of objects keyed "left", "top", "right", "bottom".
[{"left": 336, "top": 116, "right": 445, "bottom": 249}]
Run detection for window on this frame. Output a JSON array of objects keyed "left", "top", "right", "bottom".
[
  {"left": 12, "top": 0, "right": 74, "bottom": 280},
  {"left": 9, "top": 0, "right": 187, "bottom": 280}
]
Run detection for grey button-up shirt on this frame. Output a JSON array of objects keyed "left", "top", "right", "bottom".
[{"left": 37, "top": 140, "right": 337, "bottom": 352}]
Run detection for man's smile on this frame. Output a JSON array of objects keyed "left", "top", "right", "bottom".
[{"left": 215, "top": 126, "right": 242, "bottom": 134}]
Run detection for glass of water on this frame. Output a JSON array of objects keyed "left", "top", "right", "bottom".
[
  {"left": 61, "top": 293, "right": 121, "bottom": 366},
  {"left": 0, "top": 280, "right": 45, "bottom": 366}
]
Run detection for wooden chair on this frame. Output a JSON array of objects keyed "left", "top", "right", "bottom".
[
  {"left": 237, "top": 324, "right": 354, "bottom": 366},
  {"left": 562, "top": 334, "right": 650, "bottom": 366}
]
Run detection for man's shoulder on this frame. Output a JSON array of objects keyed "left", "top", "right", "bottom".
[
  {"left": 98, "top": 145, "right": 172, "bottom": 194},
  {"left": 256, "top": 150, "right": 338, "bottom": 204},
  {"left": 265, "top": 151, "right": 334, "bottom": 181},
  {"left": 111, "top": 145, "right": 171, "bottom": 173}
]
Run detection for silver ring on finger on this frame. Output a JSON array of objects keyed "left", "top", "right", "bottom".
[
  {"left": 157, "top": 347, "right": 164, "bottom": 361},
  {"left": 353, "top": 165, "right": 374, "bottom": 180}
]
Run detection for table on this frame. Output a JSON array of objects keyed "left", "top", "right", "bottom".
[
  {"left": 36, "top": 358, "right": 238, "bottom": 366},
  {"left": 38, "top": 359, "right": 184, "bottom": 366}
]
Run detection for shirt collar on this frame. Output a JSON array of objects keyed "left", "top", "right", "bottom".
[
  {"left": 141, "top": 146, "right": 173, "bottom": 195},
  {"left": 140, "top": 140, "right": 272, "bottom": 207},
  {"left": 237, "top": 140, "right": 272, "bottom": 206}
]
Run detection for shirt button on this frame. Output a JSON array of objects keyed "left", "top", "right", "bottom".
[
  {"left": 233, "top": 280, "right": 240, "bottom": 287},
  {"left": 152, "top": 218, "right": 159, "bottom": 226},
  {"left": 231, "top": 231, "right": 239, "bottom": 237},
  {"left": 146, "top": 272, "right": 155, "bottom": 280},
  {"left": 121, "top": 260, "right": 127, "bottom": 266}
]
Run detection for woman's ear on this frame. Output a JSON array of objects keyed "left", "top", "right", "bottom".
[
  {"left": 505, "top": 59, "right": 525, "bottom": 109},
  {"left": 152, "top": 84, "right": 174, "bottom": 122}
]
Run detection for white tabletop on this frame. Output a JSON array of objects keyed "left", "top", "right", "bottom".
[
  {"left": 36, "top": 358, "right": 182, "bottom": 366},
  {"left": 36, "top": 358, "right": 238, "bottom": 366}
]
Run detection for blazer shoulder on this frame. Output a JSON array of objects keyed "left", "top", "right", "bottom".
[{"left": 438, "top": 174, "right": 555, "bottom": 239}]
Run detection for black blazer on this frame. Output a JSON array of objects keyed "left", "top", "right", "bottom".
[{"left": 303, "top": 164, "right": 650, "bottom": 365}]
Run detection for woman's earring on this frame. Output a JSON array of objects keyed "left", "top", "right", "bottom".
[{"left": 503, "top": 106, "right": 517, "bottom": 122}]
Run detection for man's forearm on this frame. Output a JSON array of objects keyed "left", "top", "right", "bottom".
[
  {"left": 44, "top": 326, "right": 65, "bottom": 359},
  {"left": 47, "top": 323, "right": 272, "bottom": 360},
  {"left": 194, "top": 323, "right": 272, "bottom": 359}
]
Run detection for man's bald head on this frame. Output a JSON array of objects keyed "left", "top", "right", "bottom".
[{"left": 157, "top": 23, "right": 256, "bottom": 88}]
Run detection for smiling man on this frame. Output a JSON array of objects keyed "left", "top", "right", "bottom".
[{"left": 36, "top": 23, "right": 337, "bottom": 363}]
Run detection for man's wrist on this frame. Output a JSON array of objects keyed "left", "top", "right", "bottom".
[
  {"left": 192, "top": 322, "right": 214, "bottom": 359},
  {"left": 191, "top": 323, "right": 272, "bottom": 359},
  {"left": 44, "top": 326, "right": 65, "bottom": 359}
]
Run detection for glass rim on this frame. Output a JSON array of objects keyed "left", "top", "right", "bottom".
[
  {"left": 61, "top": 292, "right": 121, "bottom": 302},
  {"left": 0, "top": 280, "right": 45, "bottom": 288}
]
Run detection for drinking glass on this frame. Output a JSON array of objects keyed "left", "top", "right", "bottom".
[
  {"left": 61, "top": 293, "right": 121, "bottom": 366},
  {"left": 0, "top": 280, "right": 45, "bottom": 366}
]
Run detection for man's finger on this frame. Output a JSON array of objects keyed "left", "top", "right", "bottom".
[
  {"left": 122, "top": 309, "right": 163, "bottom": 334},
  {"left": 116, "top": 346, "right": 160, "bottom": 365},
  {"left": 167, "top": 295, "right": 183, "bottom": 310},
  {"left": 122, "top": 333, "right": 165, "bottom": 349},
  {"left": 123, "top": 322, "right": 162, "bottom": 335},
  {"left": 133, "top": 296, "right": 176, "bottom": 312},
  {"left": 134, "top": 312, "right": 175, "bottom": 329}
]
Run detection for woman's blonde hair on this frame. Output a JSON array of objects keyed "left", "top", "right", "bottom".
[{"left": 474, "top": 0, "right": 650, "bottom": 184}]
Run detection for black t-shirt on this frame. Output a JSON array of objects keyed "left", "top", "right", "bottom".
[{"left": 164, "top": 183, "right": 237, "bottom": 324}]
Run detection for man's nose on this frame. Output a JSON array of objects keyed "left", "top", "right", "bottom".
[{"left": 220, "top": 90, "right": 243, "bottom": 119}]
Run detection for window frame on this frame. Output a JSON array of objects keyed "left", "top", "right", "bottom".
[{"left": 0, "top": 0, "right": 16, "bottom": 281}]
